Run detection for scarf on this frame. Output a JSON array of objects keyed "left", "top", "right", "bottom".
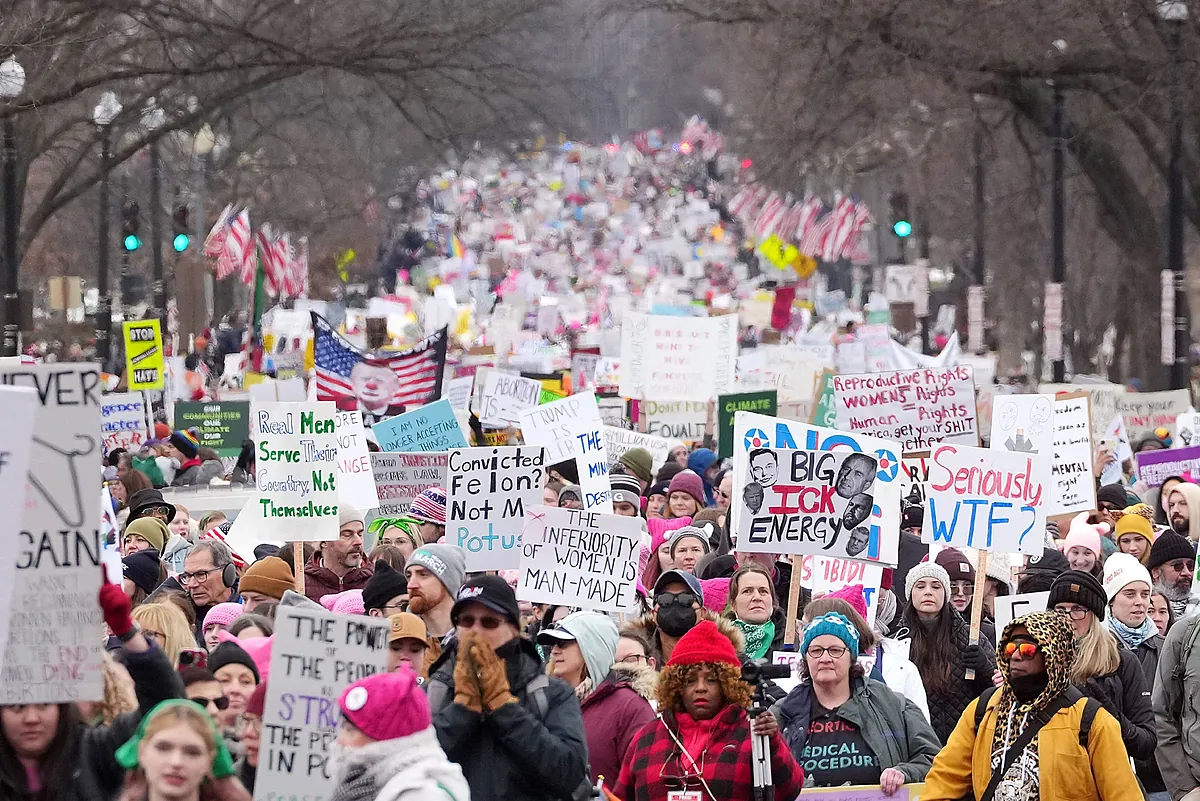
[
  {"left": 1107, "top": 615, "right": 1157, "bottom": 650},
  {"left": 675, "top": 711, "right": 722, "bottom": 776},
  {"left": 733, "top": 618, "right": 774, "bottom": 660}
]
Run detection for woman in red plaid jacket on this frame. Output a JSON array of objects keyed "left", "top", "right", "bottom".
[{"left": 610, "top": 620, "right": 803, "bottom": 801}]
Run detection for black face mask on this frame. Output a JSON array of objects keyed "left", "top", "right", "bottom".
[
  {"left": 657, "top": 604, "right": 698, "bottom": 637},
  {"left": 1008, "top": 671, "right": 1050, "bottom": 703}
]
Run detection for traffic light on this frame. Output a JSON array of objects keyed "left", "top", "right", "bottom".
[
  {"left": 172, "top": 203, "right": 190, "bottom": 252},
  {"left": 121, "top": 200, "right": 141, "bottom": 252},
  {"left": 889, "top": 192, "right": 912, "bottom": 238}
]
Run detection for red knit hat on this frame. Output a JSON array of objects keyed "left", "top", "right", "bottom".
[
  {"left": 666, "top": 619, "right": 739, "bottom": 668},
  {"left": 338, "top": 669, "right": 430, "bottom": 742},
  {"left": 668, "top": 470, "right": 706, "bottom": 508}
]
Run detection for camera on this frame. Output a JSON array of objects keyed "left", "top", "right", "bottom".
[{"left": 741, "top": 659, "right": 791, "bottom": 685}]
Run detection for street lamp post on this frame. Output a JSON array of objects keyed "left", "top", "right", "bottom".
[
  {"left": 93, "top": 91, "right": 121, "bottom": 365},
  {"left": 142, "top": 100, "right": 167, "bottom": 323},
  {"left": 0, "top": 56, "right": 25, "bottom": 357},
  {"left": 1161, "top": 1, "right": 1190, "bottom": 389},
  {"left": 1049, "top": 39, "right": 1067, "bottom": 383}
]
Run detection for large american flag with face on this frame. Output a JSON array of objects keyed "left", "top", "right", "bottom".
[{"left": 310, "top": 312, "right": 448, "bottom": 410}]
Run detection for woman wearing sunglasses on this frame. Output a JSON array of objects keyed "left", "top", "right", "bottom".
[
  {"left": 775, "top": 613, "right": 938, "bottom": 796},
  {"left": 1048, "top": 570, "right": 1156, "bottom": 764}
]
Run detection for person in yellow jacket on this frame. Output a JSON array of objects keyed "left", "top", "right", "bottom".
[{"left": 921, "top": 610, "right": 1142, "bottom": 801}]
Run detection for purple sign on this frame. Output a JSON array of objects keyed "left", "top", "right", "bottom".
[{"left": 1135, "top": 445, "right": 1200, "bottom": 488}]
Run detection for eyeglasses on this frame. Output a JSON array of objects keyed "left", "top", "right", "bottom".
[
  {"left": 1055, "top": 605, "right": 1091, "bottom": 621},
  {"left": 143, "top": 629, "right": 165, "bottom": 644},
  {"left": 190, "top": 695, "right": 230, "bottom": 711},
  {"left": 806, "top": 645, "right": 848, "bottom": 659},
  {"left": 455, "top": 613, "right": 503, "bottom": 629},
  {"left": 236, "top": 714, "right": 262, "bottom": 734},
  {"left": 949, "top": 581, "right": 973, "bottom": 596},
  {"left": 1003, "top": 641, "right": 1040, "bottom": 659},
  {"left": 1098, "top": 502, "right": 1121, "bottom": 512},
  {"left": 716, "top": 489, "right": 731, "bottom": 501},
  {"left": 178, "top": 567, "right": 223, "bottom": 585},
  {"left": 382, "top": 600, "right": 408, "bottom": 613},
  {"left": 655, "top": 591, "right": 698, "bottom": 608},
  {"left": 618, "top": 653, "right": 648, "bottom": 664},
  {"left": 1168, "top": 559, "right": 1196, "bottom": 573}
]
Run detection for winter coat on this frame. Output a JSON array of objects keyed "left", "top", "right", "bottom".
[
  {"left": 858, "top": 637, "right": 931, "bottom": 723},
  {"left": 303, "top": 551, "right": 373, "bottom": 602},
  {"left": 1123, "top": 634, "right": 1165, "bottom": 791},
  {"left": 893, "top": 613, "right": 995, "bottom": 743},
  {"left": 773, "top": 676, "right": 940, "bottom": 783},
  {"left": 1155, "top": 615, "right": 1200, "bottom": 799},
  {"left": 172, "top": 458, "right": 224, "bottom": 486},
  {"left": 1076, "top": 646, "right": 1155, "bottom": 762},
  {"left": 612, "top": 704, "right": 804, "bottom": 801},
  {"left": 427, "top": 637, "right": 589, "bottom": 801},
  {"left": 330, "top": 729, "right": 470, "bottom": 801},
  {"left": 0, "top": 644, "right": 184, "bottom": 801},
  {"left": 920, "top": 686, "right": 1143, "bottom": 801},
  {"left": 580, "top": 664, "right": 657, "bottom": 786}
]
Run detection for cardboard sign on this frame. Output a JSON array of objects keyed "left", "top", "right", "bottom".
[
  {"left": 1050, "top": 394, "right": 1096, "bottom": 516},
  {"left": 370, "top": 452, "right": 448, "bottom": 515},
  {"left": 717, "top": 390, "right": 777, "bottom": 459},
  {"left": 1117, "top": 389, "right": 1190, "bottom": 442},
  {"left": 256, "top": 606, "right": 389, "bottom": 801},
  {"left": 371, "top": 399, "right": 468, "bottom": 453},
  {"left": 922, "top": 443, "right": 1046, "bottom": 555},
  {"left": 334, "top": 410, "right": 379, "bottom": 511},
  {"left": 101, "top": 392, "right": 149, "bottom": 454},
  {"left": 517, "top": 506, "right": 641, "bottom": 612},
  {"left": 619, "top": 312, "right": 737, "bottom": 401},
  {"left": 993, "top": 592, "right": 1050, "bottom": 635},
  {"left": 251, "top": 402, "right": 340, "bottom": 540},
  {"left": 833, "top": 367, "right": 978, "bottom": 453},
  {"left": 1136, "top": 445, "right": 1200, "bottom": 488},
  {"left": 123, "top": 319, "right": 165, "bottom": 390},
  {"left": 479, "top": 371, "right": 542, "bottom": 426},
  {"left": 642, "top": 399, "right": 708, "bottom": 441},
  {"left": 519, "top": 391, "right": 601, "bottom": 464},
  {"left": 0, "top": 365, "right": 103, "bottom": 703},
  {"left": 447, "top": 446, "right": 545, "bottom": 571},
  {"left": 174, "top": 401, "right": 250, "bottom": 459},
  {"left": 0, "top": 388, "right": 38, "bottom": 678},
  {"left": 604, "top": 426, "right": 674, "bottom": 476}
]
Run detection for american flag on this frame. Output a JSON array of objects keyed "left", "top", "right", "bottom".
[
  {"left": 215, "top": 208, "right": 253, "bottom": 283},
  {"left": 799, "top": 206, "right": 835, "bottom": 258},
  {"left": 311, "top": 311, "right": 448, "bottom": 410},
  {"left": 203, "top": 204, "right": 235, "bottom": 258}
]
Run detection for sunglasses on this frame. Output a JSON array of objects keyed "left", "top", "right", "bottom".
[
  {"left": 1168, "top": 559, "right": 1196, "bottom": 573},
  {"left": 191, "top": 696, "right": 230, "bottom": 711},
  {"left": 655, "top": 591, "right": 698, "bottom": 608},
  {"left": 1003, "top": 641, "right": 1040, "bottom": 659},
  {"left": 455, "top": 613, "right": 503, "bottom": 629}
]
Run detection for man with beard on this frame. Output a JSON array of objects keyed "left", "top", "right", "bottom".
[
  {"left": 406, "top": 544, "right": 466, "bottom": 674},
  {"left": 1168, "top": 483, "right": 1200, "bottom": 539},
  {"left": 303, "top": 507, "right": 375, "bottom": 601},
  {"left": 1147, "top": 531, "right": 1200, "bottom": 619}
]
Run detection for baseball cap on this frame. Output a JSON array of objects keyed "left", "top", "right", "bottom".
[
  {"left": 451, "top": 575, "right": 521, "bottom": 627},
  {"left": 388, "top": 613, "right": 428, "bottom": 645},
  {"left": 652, "top": 568, "right": 703, "bottom": 600},
  {"left": 535, "top": 625, "right": 577, "bottom": 647}
]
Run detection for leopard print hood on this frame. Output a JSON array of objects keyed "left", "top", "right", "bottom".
[{"left": 997, "top": 610, "right": 1075, "bottom": 716}]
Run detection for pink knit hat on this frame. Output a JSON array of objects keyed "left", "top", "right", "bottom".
[
  {"left": 1061, "top": 512, "right": 1106, "bottom": 560},
  {"left": 825, "top": 584, "right": 869, "bottom": 620},
  {"left": 217, "top": 629, "right": 274, "bottom": 682},
  {"left": 668, "top": 470, "right": 706, "bottom": 508},
  {"left": 339, "top": 668, "right": 431, "bottom": 742},
  {"left": 699, "top": 577, "right": 731, "bottom": 612},
  {"left": 203, "top": 602, "right": 245, "bottom": 631},
  {"left": 648, "top": 517, "right": 693, "bottom": 553},
  {"left": 320, "top": 589, "right": 365, "bottom": 616}
]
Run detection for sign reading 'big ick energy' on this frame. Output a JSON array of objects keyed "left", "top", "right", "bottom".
[{"left": 122, "top": 320, "right": 164, "bottom": 391}]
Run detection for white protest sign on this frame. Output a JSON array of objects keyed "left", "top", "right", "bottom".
[
  {"left": 1049, "top": 394, "right": 1096, "bottom": 517},
  {"left": 604, "top": 426, "right": 674, "bottom": 476},
  {"left": 251, "top": 402, "right": 340, "bottom": 540},
  {"left": 898, "top": 453, "right": 931, "bottom": 505},
  {"left": 570, "top": 420, "right": 614, "bottom": 514},
  {"left": 922, "top": 443, "right": 1047, "bottom": 556},
  {"left": 447, "top": 446, "right": 545, "bottom": 571},
  {"left": 571, "top": 350, "right": 601, "bottom": 392},
  {"left": 519, "top": 391, "right": 601, "bottom": 464},
  {"left": 798, "top": 556, "right": 883, "bottom": 628},
  {"left": 619, "top": 312, "right": 737, "bottom": 401},
  {"left": 100, "top": 392, "right": 149, "bottom": 454},
  {"left": 993, "top": 592, "right": 1050, "bottom": 635},
  {"left": 597, "top": 396, "right": 627, "bottom": 427},
  {"left": 445, "top": 375, "right": 474, "bottom": 412},
  {"left": 0, "top": 366, "right": 102, "bottom": 703},
  {"left": 1117, "top": 388, "right": 1191, "bottom": 442},
  {"left": 990, "top": 395, "right": 1055, "bottom": 457},
  {"left": 736, "top": 345, "right": 828, "bottom": 402},
  {"left": 0, "top": 388, "right": 37, "bottom": 675},
  {"left": 517, "top": 506, "right": 640, "bottom": 612},
  {"left": 731, "top": 412, "right": 903, "bottom": 566},
  {"left": 371, "top": 452, "right": 448, "bottom": 516},
  {"left": 256, "top": 606, "right": 389, "bottom": 801},
  {"left": 334, "top": 410, "right": 379, "bottom": 511},
  {"left": 1177, "top": 410, "right": 1200, "bottom": 448},
  {"left": 479, "top": 371, "right": 541, "bottom": 426},
  {"left": 1100, "top": 414, "right": 1131, "bottom": 486},
  {"left": 642, "top": 399, "right": 708, "bottom": 441},
  {"left": 833, "top": 366, "right": 978, "bottom": 453}
]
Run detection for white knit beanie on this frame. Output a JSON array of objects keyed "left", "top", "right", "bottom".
[{"left": 905, "top": 561, "right": 951, "bottom": 600}]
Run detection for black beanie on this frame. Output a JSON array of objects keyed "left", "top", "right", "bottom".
[
  {"left": 121, "top": 549, "right": 162, "bottom": 595},
  {"left": 1096, "top": 483, "right": 1134, "bottom": 509},
  {"left": 1147, "top": 531, "right": 1196, "bottom": 572},
  {"left": 1048, "top": 570, "right": 1107, "bottom": 621},
  {"left": 362, "top": 560, "right": 409, "bottom": 612},
  {"left": 207, "top": 641, "right": 260, "bottom": 683}
]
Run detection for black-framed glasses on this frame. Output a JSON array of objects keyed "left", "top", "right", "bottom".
[
  {"left": 618, "top": 653, "right": 648, "bottom": 664},
  {"left": 178, "top": 567, "right": 222, "bottom": 585},
  {"left": 191, "top": 696, "right": 230, "bottom": 711},
  {"left": 655, "top": 591, "right": 697, "bottom": 608},
  {"left": 1055, "top": 605, "right": 1091, "bottom": 621},
  {"left": 806, "top": 645, "right": 848, "bottom": 659},
  {"left": 1168, "top": 559, "right": 1196, "bottom": 573}
]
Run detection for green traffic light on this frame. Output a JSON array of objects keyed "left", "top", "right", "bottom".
[
  {"left": 123, "top": 234, "right": 141, "bottom": 251},
  {"left": 893, "top": 220, "right": 913, "bottom": 238},
  {"left": 173, "top": 233, "right": 190, "bottom": 252}
]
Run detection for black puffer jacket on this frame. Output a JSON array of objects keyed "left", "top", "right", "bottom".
[
  {"left": 894, "top": 612, "right": 994, "bottom": 743},
  {"left": 426, "top": 637, "right": 589, "bottom": 801},
  {"left": 1077, "top": 645, "right": 1156, "bottom": 762},
  {"left": 0, "top": 644, "right": 183, "bottom": 801}
]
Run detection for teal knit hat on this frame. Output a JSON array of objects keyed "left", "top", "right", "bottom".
[{"left": 801, "top": 612, "right": 861, "bottom": 660}]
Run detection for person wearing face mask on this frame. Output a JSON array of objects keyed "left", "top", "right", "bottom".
[
  {"left": 921, "top": 611, "right": 1141, "bottom": 801},
  {"left": 623, "top": 569, "right": 733, "bottom": 665}
]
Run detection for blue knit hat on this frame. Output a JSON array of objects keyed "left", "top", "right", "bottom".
[{"left": 801, "top": 612, "right": 861, "bottom": 660}]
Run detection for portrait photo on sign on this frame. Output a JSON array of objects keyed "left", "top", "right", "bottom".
[{"left": 735, "top": 448, "right": 880, "bottom": 562}]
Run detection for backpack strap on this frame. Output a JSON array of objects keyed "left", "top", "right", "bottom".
[
  {"left": 977, "top": 688, "right": 1078, "bottom": 801},
  {"left": 973, "top": 686, "right": 999, "bottom": 731},
  {"left": 525, "top": 672, "right": 551, "bottom": 719},
  {"left": 1078, "top": 696, "right": 1101, "bottom": 749},
  {"left": 426, "top": 677, "right": 450, "bottom": 714},
  {"left": 1173, "top": 615, "right": 1200, "bottom": 681}
]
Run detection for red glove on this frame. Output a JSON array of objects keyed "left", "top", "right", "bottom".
[{"left": 99, "top": 582, "right": 134, "bottom": 638}]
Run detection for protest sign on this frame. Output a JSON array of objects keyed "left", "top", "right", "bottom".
[
  {"left": 899, "top": 453, "right": 931, "bottom": 505},
  {"left": 994, "top": 592, "right": 1050, "bottom": 635},
  {"left": 569, "top": 420, "right": 614, "bottom": 514},
  {"left": 447, "top": 446, "right": 545, "bottom": 570},
  {"left": 642, "top": 399, "right": 708, "bottom": 440},
  {"left": 1117, "top": 388, "right": 1190, "bottom": 442},
  {"left": 597, "top": 396, "right": 627, "bottom": 427},
  {"left": 517, "top": 506, "right": 640, "bottom": 613},
  {"left": 795, "top": 787, "right": 912, "bottom": 801},
  {"left": 798, "top": 556, "right": 883, "bottom": 628},
  {"left": 810, "top": 370, "right": 837, "bottom": 428},
  {"left": 273, "top": 351, "right": 304, "bottom": 381},
  {"left": 519, "top": 391, "right": 601, "bottom": 464},
  {"left": 833, "top": 366, "right": 978, "bottom": 452},
  {"left": 334, "top": 410, "right": 379, "bottom": 511},
  {"left": 736, "top": 346, "right": 827, "bottom": 402},
  {"left": 990, "top": 394, "right": 1055, "bottom": 456},
  {"left": 1099, "top": 413, "right": 1132, "bottom": 486},
  {"left": 371, "top": 452, "right": 448, "bottom": 515},
  {"left": 176, "top": 401, "right": 250, "bottom": 461},
  {"left": 593, "top": 358, "right": 621, "bottom": 392},
  {"left": 717, "top": 390, "right": 777, "bottom": 458},
  {"left": 479, "top": 371, "right": 542, "bottom": 426},
  {"left": 256, "top": 606, "right": 388, "bottom": 801},
  {"left": 604, "top": 426, "right": 673, "bottom": 475},
  {"left": 123, "top": 319, "right": 165, "bottom": 390},
  {"left": 0, "top": 388, "right": 37, "bottom": 677},
  {"left": 923, "top": 443, "right": 1046, "bottom": 556},
  {"left": 1049, "top": 394, "right": 1096, "bottom": 516},
  {"left": 1136, "top": 445, "right": 1200, "bottom": 488},
  {"left": 1177, "top": 410, "right": 1200, "bottom": 448},
  {"left": 619, "top": 312, "right": 737, "bottom": 402},
  {"left": 371, "top": 399, "right": 468, "bottom": 452},
  {"left": 0, "top": 365, "right": 103, "bottom": 703},
  {"left": 570, "top": 348, "right": 600, "bottom": 392},
  {"left": 251, "top": 402, "right": 340, "bottom": 540},
  {"left": 444, "top": 375, "right": 474, "bottom": 412},
  {"left": 101, "top": 392, "right": 149, "bottom": 454}
]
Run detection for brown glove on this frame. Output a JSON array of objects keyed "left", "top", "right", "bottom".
[
  {"left": 472, "top": 639, "right": 517, "bottom": 711},
  {"left": 452, "top": 632, "right": 483, "bottom": 713}
]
